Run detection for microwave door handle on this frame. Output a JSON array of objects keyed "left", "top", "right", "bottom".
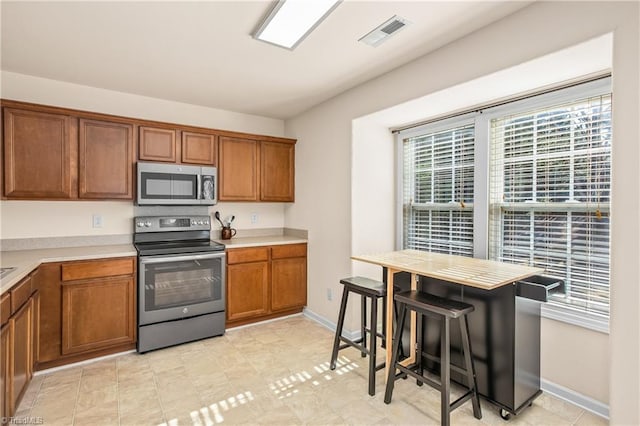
[{"left": 197, "top": 173, "right": 202, "bottom": 200}]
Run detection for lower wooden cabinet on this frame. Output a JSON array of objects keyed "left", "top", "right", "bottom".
[
  {"left": 271, "top": 257, "right": 307, "bottom": 311},
  {"left": 226, "top": 243, "right": 307, "bottom": 327},
  {"left": 227, "top": 260, "right": 269, "bottom": 321},
  {"left": 34, "top": 257, "right": 137, "bottom": 370},
  {"left": 1, "top": 274, "right": 38, "bottom": 419},
  {"left": 1, "top": 322, "right": 11, "bottom": 420},
  {"left": 11, "top": 298, "right": 33, "bottom": 412},
  {"left": 62, "top": 276, "right": 135, "bottom": 355}
]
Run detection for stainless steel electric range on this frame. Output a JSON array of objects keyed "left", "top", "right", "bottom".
[{"left": 134, "top": 215, "right": 226, "bottom": 353}]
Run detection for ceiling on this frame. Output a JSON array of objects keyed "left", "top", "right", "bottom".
[{"left": 1, "top": 1, "right": 532, "bottom": 120}]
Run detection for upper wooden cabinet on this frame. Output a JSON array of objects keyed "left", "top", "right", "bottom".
[
  {"left": 79, "top": 119, "right": 134, "bottom": 199},
  {"left": 139, "top": 126, "right": 177, "bottom": 162},
  {"left": 182, "top": 132, "right": 217, "bottom": 166},
  {"left": 3, "top": 108, "right": 77, "bottom": 199},
  {"left": 261, "top": 141, "right": 294, "bottom": 202},
  {"left": 1, "top": 100, "right": 296, "bottom": 202},
  {"left": 218, "top": 137, "right": 295, "bottom": 202},
  {"left": 219, "top": 136, "right": 259, "bottom": 201}
]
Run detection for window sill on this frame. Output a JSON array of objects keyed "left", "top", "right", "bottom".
[{"left": 541, "top": 303, "right": 609, "bottom": 334}]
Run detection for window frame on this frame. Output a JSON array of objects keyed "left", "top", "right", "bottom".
[
  {"left": 396, "top": 113, "right": 477, "bottom": 256},
  {"left": 396, "top": 77, "right": 611, "bottom": 333}
]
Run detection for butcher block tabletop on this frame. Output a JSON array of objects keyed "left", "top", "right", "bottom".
[{"left": 352, "top": 249, "right": 544, "bottom": 290}]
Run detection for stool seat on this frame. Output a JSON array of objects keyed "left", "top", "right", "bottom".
[
  {"left": 394, "top": 290, "right": 474, "bottom": 318},
  {"left": 331, "top": 276, "right": 400, "bottom": 396},
  {"left": 340, "top": 276, "right": 387, "bottom": 296}
]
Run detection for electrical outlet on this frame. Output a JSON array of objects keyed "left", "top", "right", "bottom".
[
  {"left": 92, "top": 214, "right": 103, "bottom": 228},
  {"left": 327, "top": 288, "right": 332, "bottom": 301},
  {"left": 250, "top": 213, "right": 258, "bottom": 224}
]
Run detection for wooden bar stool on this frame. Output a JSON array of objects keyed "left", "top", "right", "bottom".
[
  {"left": 329, "top": 276, "right": 391, "bottom": 396},
  {"left": 384, "top": 290, "right": 482, "bottom": 426}
]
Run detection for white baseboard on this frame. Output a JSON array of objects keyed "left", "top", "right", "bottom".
[
  {"left": 541, "top": 378, "right": 609, "bottom": 420},
  {"left": 303, "top": 308, "right": 610, "bottom": 420},
  {"left": 303, "top": 307, "right": 361, "bottom": 341}
]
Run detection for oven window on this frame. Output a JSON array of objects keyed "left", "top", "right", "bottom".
[{"left": 143, "top": 257, "right": 223, "bottom": 311}]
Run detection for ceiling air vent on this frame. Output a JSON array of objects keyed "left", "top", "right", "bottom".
[{"left": 359, "top": 15, "right": 411, "bottom": 47}]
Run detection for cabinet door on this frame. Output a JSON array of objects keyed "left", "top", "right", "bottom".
[
  {"left": 218, "top": 137, "right": 259, "bottom": 201},
  {"left": 1, "top": 322, "right": 11, "bottom": 420},
  {"left": 79, "top": 119, "right": 134, "bottom": 199},
  {"left": 271, "top": 257, "right": 307, "bottom": 311},
  {"left": 226, "top": 262, "right": 269, "bottom": 321},
  {"left": 139, "top": 126, "right": 176, "bottom": 162},
  {"left": 11, "top": 298, "right": 32, "bottom": 414},
  {"left": 61, "top": 277, "right": 135, "bottom": 355},
  {"left": 3, "top": 108, "right": 77, "bottom": 199},
  {"left": 33, "top": 263, "right": 62, "bottom": 364},
  {"left": 261, "top": 142, "right": 294, "bottom": 202},
  {"left": 182, "top": 132, "right": 217, "bottom": 165},
  {"left": 31, "top": 291, "right": 40, "bottom": 369}
]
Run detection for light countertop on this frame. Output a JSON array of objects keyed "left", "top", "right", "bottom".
[
  {"left": 1, "top": 244, "right": 136, "bottom": 295},
  {"left": 352, "top": 249, "right": 543, "bottom": 290},
  {"left": 216, "top": 235, "right": 307, "bottom": 249}
]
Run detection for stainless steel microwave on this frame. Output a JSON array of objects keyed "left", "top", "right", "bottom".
[{"left": 137, "top": 162, "right": 217, "bottom": 205}]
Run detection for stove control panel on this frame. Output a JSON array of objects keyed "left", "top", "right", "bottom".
[{"left": 134, "top": 215, "right": 211, "bottom": 233}]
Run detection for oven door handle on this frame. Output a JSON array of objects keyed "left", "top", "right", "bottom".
[{"left": 140, "top": 252, "right": 226, "bottom": 265}]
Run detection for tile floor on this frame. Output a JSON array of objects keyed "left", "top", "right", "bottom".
[{"left": 14, "top": 315, "right": 607, "bottom": 425}]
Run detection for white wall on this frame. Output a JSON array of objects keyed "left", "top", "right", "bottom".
[
  {"left": 0, "top": 72, "right": 287, "bottom": 240},
  {"left": 285, "top": 1, "right": 639, "bottom": 422}
]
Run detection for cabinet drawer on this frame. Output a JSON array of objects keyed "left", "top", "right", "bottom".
[
  {"left": 1, "top": 292, "right": 10, "bottom": 325},
  {"left": 227, "top": 247, "right": 269, "bottom": 265},
  {"left": 62, "top": 258, "right": 134, "bottom": 281},
  {"left": 10, "top": 276, "right": 32, "bottom": 314},
  {"left": 271, "top": 244, "right": 307, "bottom": 259}
]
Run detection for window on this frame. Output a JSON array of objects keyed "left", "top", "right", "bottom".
[
  {"left": 398, "top": 77, "right": 612, "bottom": 326},
  {"left": 401, "top": 119, "right": 475, "bottom": 256},
  {"left": 489, "top": 93, "right": 612, "bottom": 317}
]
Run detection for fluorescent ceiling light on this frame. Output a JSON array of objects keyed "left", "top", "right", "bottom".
[{"left": 254, "top": 0, "right": 341, "bottom": 50}]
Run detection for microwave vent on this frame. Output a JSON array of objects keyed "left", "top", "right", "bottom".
[{"left": 359, "top": 15, "right": 411, "bottom": 47}]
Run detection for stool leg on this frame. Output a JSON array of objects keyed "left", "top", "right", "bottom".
[
  {"left": 393, "top": 300, "right": 405, "bottom": 359},
  {"left": 330, "top": 288, "right": 349, "bottom": 370},
  {"left": 368, "top": 295, "right": 377, "bottom": 396},
  {"left": 361, "top": 295, "right": 367, "bottom": 357},
  {"left": 460, "top": 314, "right": 482, "bottom": 419},
  {"left": 384, "top": 302, "right": 407, "bottom": 404},
  {"left": 381, "top": 295, "right": 387, "bottom": 349},
  {"left": 416, "top": 312, "right": 423, "bottom": 386},
  {"left": 441, "top": 317, "right": 451, "bottom": 426}
]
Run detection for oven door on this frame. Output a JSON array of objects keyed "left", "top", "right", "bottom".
[{"left": 138, "top": 251, "right": 225, "bottom": 326}]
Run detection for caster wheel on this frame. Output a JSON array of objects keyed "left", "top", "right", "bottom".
[{"left": 500, "top": 409, "right": 512, "bottom": 420}]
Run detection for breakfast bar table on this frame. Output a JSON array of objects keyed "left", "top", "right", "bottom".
[{"left": 352, "top": 249, "right": 550, "bottom": 419}]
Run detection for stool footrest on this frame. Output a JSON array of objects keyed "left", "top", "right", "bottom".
[
  {"left": 450, "top": 390, "right": 474, "bottom": 412},
  {"left": 338, "top": 338, "right": 371, "bottom": 356},
  {"left": 420, "top": 351, "right": 470, "bottom": 378},
  {"left": 395, "top": 364, "right": 442, "bottom": 392}
]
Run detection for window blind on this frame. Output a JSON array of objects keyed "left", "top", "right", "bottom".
[
  {"left": 402, "top": 123, "right": 475, "bottom": 256},
  {"left": 489, "top": 94, "right": 612, "bottom": 316}
]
